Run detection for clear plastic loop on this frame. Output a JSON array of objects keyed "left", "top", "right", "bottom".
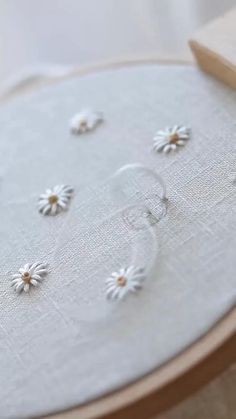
[
  {"left": 122, "top": 197, "right": 168, "bottom": 231},
  {"left": 53, "top": 163, "right": 165, "bottom": 305},
  {"left": 111, "top": 163, "right": 168, "bottom": 231}
]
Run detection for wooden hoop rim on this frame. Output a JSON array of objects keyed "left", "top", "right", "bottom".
[{"left": 51, "top": 307, "right": 236, "bottom": 419}]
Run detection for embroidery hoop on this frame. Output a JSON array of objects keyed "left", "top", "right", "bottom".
[
  {"left": 2, "top": 58, "right": 236, "bottom": 419},
  {"left": 47, "top": 60, "right": 236, "bottom": 419}
]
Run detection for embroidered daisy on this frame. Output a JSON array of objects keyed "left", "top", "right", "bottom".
[
  {"left": 38, "top": 185, "right": 74, "bottom": 215},
  {"left": 11, "top": 262, "right": 48, "bottom": 293},
  {"left": 153, "top": 125, "right": 190, "bottom": 153},
  {"left": 105, "top": 266, "right": 145, "bottom": 300},
  {"left": 70, "top": 109, "right": 103, "bottom": 134}
]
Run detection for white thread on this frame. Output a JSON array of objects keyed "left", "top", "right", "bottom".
[
  {"left": 153, "top": 125, "right": 190, "bottom": 153},
  {"left": 105, "top": 266, "right": 145, "bottom": 301}
]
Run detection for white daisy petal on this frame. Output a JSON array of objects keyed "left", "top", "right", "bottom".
[
  {"left": 59, "top": 195, "right": 69, "bottom": 202},
  {"left": 154, "top": 145, "right": 165, "bottom": 152},
  {"left": 132, "top": 274, "right": 145, "bottom": 283},
  {"left": 36, "top": 263, "right": 47, "bottom": 269},
  {"left": 164, "top": 144, "right": 172, "bottom": 153},
  {"left": 106, "top": 283, "right": 117, "bottom": 292},
  {"left": 42, "top": 204, "right": 51, "bottom": 215},
  {"left": 112, "top": 287, "right": 122, "bottom": 300},
  {"left": 30, "top": 279, "right": 38, "bottom": 287},
  {"left": 132, "top": 268, "right": 143, "bottom": 276},
  {"left": 154, "top": 137, "right": 167, "bottom": 145},
  {"left": 24, "top": 283, "right": 30, "bottom": 292},
  {"left": 116, "top": 288, "right": 126, "bottom": 300},
  {"left": 35, "top": 265, "right": 48, "bottom": 272},
  {"left": 178, "top": 126, "right": 189, "bottom": 133},
  {"left": 59, "top": 195, "right": 70, "bottom": 202},
  {"left": 106, "top": 286, "right": 117, "bottom": 299},
  {"left": 106, "top": 288, "right": 115, "bottom": 300},
  {"left": 31, "top": 274, "right": 43, "bottom": 282},
  {"left": 158, "top": 130, "right": 167, "bottom": 136},
  {"left": 12, "top": 274, "right": 21, "bottom": 280},
  {"left": 24, "top": 263, "right": 30, "bottom": 272},
  {"left": 105, "top": 277, "right": 116, "bottom": 285},
  {"left": 172, "top": 125, "right": 179, "bottom": 133},
  {"left": 38, "top": 197, "right": 48, "bottom": 203},
  {"left": 11, "top": 278, "right": 21, "bottom": 286},
  {"left": 16, "top": 283, "right": 24, "bottom": 293},
  {"left": 126, "top": 266, "right": 135, "bottom": 275},
  {"left": 119, "top": 268, "right": 125, "bottom": 276},
  {"left": 62, "top": 185, "right": 72, "bottom": 193},
  {"left": 38, "top": 201, "right": 49, "bottom": 211},
  {"left": 177, "top": 140, "right": 185, "bottom": 146},
  {"left": 57, "top": 200, "right": 67, "bottom": 209},
  {"left": 87, "top": 120, "right": 95, "bottom": 129},
  {"left": 53, "top": 185, "right": 63, "bottom": 194},
  {"left": 51, "top": 203, "right": 58, "bottom": 215},
  {"left": 153, "top": 144, "right": 164, "bottom": 151},
  {"left": 39, "top": 194, "right": 48, "bottom": 200},
  {"left": 30, "top": 263, "right": 42, "bottom": 273},
  {"left": 34, "top": 271, "right": 47, "bottom": 277},
  {"left": 131, "top": 281, "right": 143, "bottom": 290},
  {"left": 34, "top": 265, "right": 47, "bottom": 272}
]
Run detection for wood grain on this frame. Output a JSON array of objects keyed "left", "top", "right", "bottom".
[
  {"left": 48, "top": 307, "right": 236, "bottom": 419},
  {"left": 190, "top": 7, "right": 236, "bottom": 89},
  {"left": 158, "top": 365, "right": 236, "bottom": 419}
]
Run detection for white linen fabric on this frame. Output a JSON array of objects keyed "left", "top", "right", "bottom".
[{"left": 0, "top": 64, "right": 235, "bottom": 418}]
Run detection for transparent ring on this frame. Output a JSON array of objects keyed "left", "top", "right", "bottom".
[{"left": 111, "top": 163, "right": 168, "bottom": 230}]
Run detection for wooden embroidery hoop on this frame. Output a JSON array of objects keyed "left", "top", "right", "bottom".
[
  {"left": 54, "top": 308, "right": 235, "bottom": 419},
  {"left": 4, "top": 58, "right": 236, "bottom": 419}
]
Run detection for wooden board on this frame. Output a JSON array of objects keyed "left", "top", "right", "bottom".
[{"left": 189, "top": 7, "right": 236, "bottom": 89}]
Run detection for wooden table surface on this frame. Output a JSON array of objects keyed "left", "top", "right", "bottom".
[{"left": 158, "top": 366, "right": 236, "bottom": 419}]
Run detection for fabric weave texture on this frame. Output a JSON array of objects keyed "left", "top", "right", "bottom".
[{"left": 0, "top": 64, "right": 235, "bottom": 418}]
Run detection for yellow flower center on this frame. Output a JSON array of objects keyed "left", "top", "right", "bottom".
[
  {"left": 22, "top": 271, "right": 31, "bottom": 283},
  {"left": 80, "top": 119, "right": 87, "bottom": 129},
  {"left": 117, "top": 276, "right": 127, "bottom": 287},
  {"left": 48, "top": 194, "right": 58, "bottom": 204},
  {"left": 169, "top": 132, "right": 179, "bottom": 144}
]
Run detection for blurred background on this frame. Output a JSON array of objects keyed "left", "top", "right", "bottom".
[{"left": 0, "top": 0, "right": 235, "bottom": 95}]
